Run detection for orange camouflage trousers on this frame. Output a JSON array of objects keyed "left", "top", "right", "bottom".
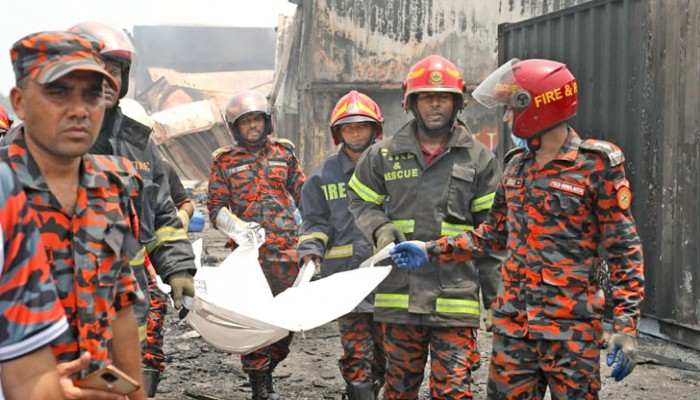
[
  {"left": 382, "top": 323, "right": 480, "bottom": 399},
  {"left": 142, "top": 279, "right": 168, "bottom": 372},
  {"left": 241, "top": 259, "right": 299, "bottom": 375},
  {"left": 487, "top": 333, "right": 601, "bottom": 400},
  {"left": 337, "top": 312, "right": 385, "bottom": 385}
]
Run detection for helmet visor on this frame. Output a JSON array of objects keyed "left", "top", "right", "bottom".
[
  {"left": 472, "top": 58, "right": 522, "bottom": 108},
  {"left": 332, "top": 115, "right": 378, "bottom": 127}
]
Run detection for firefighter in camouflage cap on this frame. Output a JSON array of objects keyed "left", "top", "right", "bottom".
[
  {"left": 208, "top": 89, "right": 305, "bottom": 400},
  {"left": 6, "top": 30, "right": 147, "bottom": 399},
  {"left": 391, "top": 58, "right": 645, "bottom": 399}
]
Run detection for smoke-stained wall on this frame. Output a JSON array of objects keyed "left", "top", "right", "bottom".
[{"left": 273, "top": 0, "right": 591, "bottom": 172}]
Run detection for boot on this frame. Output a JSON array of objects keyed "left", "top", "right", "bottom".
[
  {"left": 142, "top": 368, "right": 160, "bottom": 398},
  {"left": 249, "top": 374, "right": 270, "bottom": 400},
  {"left": 345, "top": 381, "right": 375, "bottom": 400},
  {"left": 266, "top": 370, "right": 283, "bottom": 400}
]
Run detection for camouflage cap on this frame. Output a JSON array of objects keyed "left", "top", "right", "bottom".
[{"left": 10, "top": 30, "right": 119, "bottom": 90}]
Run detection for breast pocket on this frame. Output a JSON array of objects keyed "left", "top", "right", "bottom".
[
  {"left": 100, "top": 222, "right": 140, "bottom": 287},
  {"left": 267, "top": 160, "right": 289, "bottom": 183},
  {"left": 543, "top": 191, "right": 588, "bottom": 240},
  {"left": 445, "top": 163, "right": 476, "bottom": 222}
]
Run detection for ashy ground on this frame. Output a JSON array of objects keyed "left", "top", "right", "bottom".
[{"left": 152, "top": 207, "right": 700, "bottom": 400}]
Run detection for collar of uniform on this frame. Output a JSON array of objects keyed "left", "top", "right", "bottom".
[
  {"left": 337, "top": 146, "right": 356, "bottom": 174},
  {"left": 388, "top": 120, "right": 472, "bottom": 156},
  {"left": 233, "top": 137, "right": 271, "bottom": 155},
  {"left": 553, "top": 127, "right": 582, "bottom": 163},
  {"left": 9, "top": 128, "right": 112, "bottom": 190},
  {"left": 116, "top": 109, "right": 151, "bottom": 152}
]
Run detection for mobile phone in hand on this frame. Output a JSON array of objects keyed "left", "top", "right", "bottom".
[{"left": 74, "top": 364, "right": 140, "bottom": 395}]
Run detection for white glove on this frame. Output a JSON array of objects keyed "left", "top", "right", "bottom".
[{"left": 215, "top": 208, "right": 265, "bottom": 248}]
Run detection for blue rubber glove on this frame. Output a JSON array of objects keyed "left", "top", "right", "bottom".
[
  {"left": 188, "top": 210, "right": 205, "bottom": 232},
  {"left": 606, "top": 333, "right": 638, "bottom": 381},
  {"left": 389, "top": 241, "right": 428, "bottom": 269}
]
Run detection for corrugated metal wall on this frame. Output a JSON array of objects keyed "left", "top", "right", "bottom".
[
  {"left": 273, "top": 0, "right": 590, "bottom": 172},
  {"left": 499, "top": 0, "right": 700, "bottom": 349}
]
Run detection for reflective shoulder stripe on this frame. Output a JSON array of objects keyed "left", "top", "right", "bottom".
[
  {"left": 391, "top": 219, "right": 415, "bottom": 234},
  {"left": 374, "top": 293, "right": 409, "bottom": 309},
  {"left": 146, "top": 226, "right": 189, "bottom": 252},
  {"left": 435, "top": 298, "right": 480, "bottom": 315},
  {"left": 440, "top": 222, "right": 474, "bottom": 237},
  {"left": 325, "top": 244, "right": 353, "bottom": 260},
  {"left": 298, "top": 232, "right": 329, "bottom": 246},
  {"left": 348, "top": 174, "right": 386, "bottom": 205},
  {"left": 471, "top": 192, "right": 496, "bottom": 212}
]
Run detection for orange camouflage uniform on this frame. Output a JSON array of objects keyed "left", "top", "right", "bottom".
[
  {"left": 0, "top": 162, "right": 68, "bottom": 362},
  {"left": 4, "top": 132, "right": 144, "bottom": 376},
  {"left": 430, "top": 129, "right": 644, "bottom": 399},
  {"left": 207, "top": 137, "right": 305, "bottom": 374}
]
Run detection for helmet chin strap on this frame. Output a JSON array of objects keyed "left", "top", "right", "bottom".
[
  {"left": 343, "top": 132, "right": 375, "bottom": 154},
  {"left": 527, "top": 136, "right": 542, "bottom": 151}
]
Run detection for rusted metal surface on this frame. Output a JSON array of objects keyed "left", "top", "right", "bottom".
[
  {"left": 500, "top": 0, "right": 700, "bottom": 349},
  {"left": 150, "top": 99, "right": 234, "bottom": 181},
  {"left": 273, "top": 0, "right": 590, "bottom": 172},
  {"left": 141, "top": 68, "right": 273, "bottom": 112}
]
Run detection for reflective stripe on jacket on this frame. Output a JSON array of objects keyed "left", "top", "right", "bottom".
[
  {"left": 348, "top": 120, "right": 504, "bottom": 327},
  {"left": 109, "top": 111, "right": 196, "bottom": 282},
  {"left": 297, "top": 148, "right": 375, "bottom": 313}
]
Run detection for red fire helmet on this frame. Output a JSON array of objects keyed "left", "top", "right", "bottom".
[{"left": 330, "top": 90, "right": 383, "bottom": 145}]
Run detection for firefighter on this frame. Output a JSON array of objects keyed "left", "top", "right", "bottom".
[
  {"left": 68, "top": 21, "right": 196, "bottom": 397},
  {"left": 5, "top": 29, "right": 146, "bottom": 399},
  {"left": 297, "top": 90, "right": 386, "bottom": 400},
  {"left": 390, "top": 58, "right": 645, "bottom": 399},
  {"left": 207, "top": 90, "right": 305, "bottom": 400},
  {"left": 347, "top": 55, "right": 504, "bottom": 399},
  {"left": 0, "top": 105, "right": 12, "bottom": 138}
]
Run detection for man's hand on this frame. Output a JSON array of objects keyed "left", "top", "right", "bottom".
[
  {"left": 168, "top": 271, "right": 195, "bottom": 310},
  {"left": 483, "top": 308, "right": 494, "bottom": 332},
  {"left": 215, "top": 208, "right": 266, "bottom": 247},
  {"left": 58, "top": 353, "right": 125, "bottom": 400},
  {"left": 606, "top": 333, "right": 638, "bottom": 381},
  {"left": 389, "top": 241, "right": 428, "bottom": 269},
  {"left": 302, "top": 254, "right": 323, "bottom": 280},
  {"left": 374, "top": 223, "right": 407, "bottom": 249}
]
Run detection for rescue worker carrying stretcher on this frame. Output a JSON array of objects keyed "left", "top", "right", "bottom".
[
  {"left": 348, "top": 55, "right": 504, "bottom": 399},
  {"left": 207, "top": 90, "right": 305, "bottom": 400},
  {"left": 297, "top": 90, "right": 387, "bottom": 400},
  {"left": 390, "top": 58, "right": 645, "bottom": 400}
]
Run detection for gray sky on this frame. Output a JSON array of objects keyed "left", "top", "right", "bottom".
[{"left": 1, "top": 0, "right": 297, "bottom": 96}]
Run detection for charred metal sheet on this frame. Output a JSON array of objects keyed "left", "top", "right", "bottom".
[
  {"left": 151, "top": 99, "right": 234, "bottom": 181},
  {"left": 147, "top": 68, "right": 274, "bottom": 98},
  {"left": 500, "top": 0, "right": 700, "bottom": 349},
  {"left": 139, "top": 70, "right": 273, "bottom": 113},
  {"left": 275, "top": 0, "right": 589, "bottom": 172}
]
